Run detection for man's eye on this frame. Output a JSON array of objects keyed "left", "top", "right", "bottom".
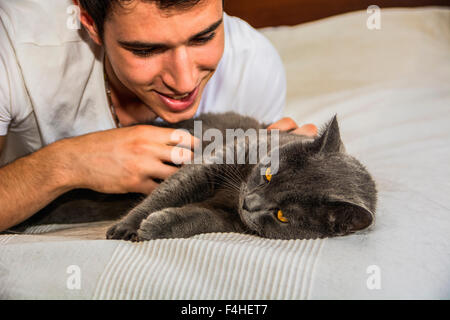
[
  {"left": 190, "top": 32, "right": 216, "bottom": 45},
  {"left": 131, "top": 48, "right": 165, "bottom": 57}
]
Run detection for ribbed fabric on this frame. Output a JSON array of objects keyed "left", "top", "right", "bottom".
[
  {"left": 6, "top": 223, "right": 103, "bottom": 235},
  {"left": 20, "top": 224, "right": 67, "bottom": 234},
  {"left": 0, "top": 235, "right": 15, "bottom": 245},
  {"left": 92, "top": 233, "right": 325, "bottom": 300}
]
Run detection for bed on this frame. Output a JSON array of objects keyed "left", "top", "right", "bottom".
[{"left": 1, "top": 6, "right": 449, "bottom": 299}]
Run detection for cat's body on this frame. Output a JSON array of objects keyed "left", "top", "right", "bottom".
[{"left": 9, "top": 112, "right": 377, "bottom": 240}]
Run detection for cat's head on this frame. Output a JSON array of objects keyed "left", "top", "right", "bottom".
[{"left": 239, "top": 116, "right": 377, "bottom": 240}]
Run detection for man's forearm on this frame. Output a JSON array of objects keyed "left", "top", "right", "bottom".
[{"left": 0, "top": 141, "right": 74, "bottom": 232}]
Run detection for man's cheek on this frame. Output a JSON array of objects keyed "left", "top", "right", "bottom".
[
  {"left": 122, "top": 63, "right": 160, "bottom": 87},
  {"left": 194, "top": 36, "right": 224, "bottom": 68}
]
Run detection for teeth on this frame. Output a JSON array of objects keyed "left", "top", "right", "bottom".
[{"left": 168, "top": 93, "right": 189, "bottom": 100}]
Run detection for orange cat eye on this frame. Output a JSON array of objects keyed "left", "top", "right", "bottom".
[
  {"left": 265, "top": 167, "right": 272, "bottom": 182},
  {"left": 277, "top": 209, "right": 288, "bottom": 223}
]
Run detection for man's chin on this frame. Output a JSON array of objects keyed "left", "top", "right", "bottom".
[{"left": 156, "top": 104, "right": 199, "bottom": 123}]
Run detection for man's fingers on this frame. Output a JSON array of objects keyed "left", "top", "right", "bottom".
[
  {"left": 162, "top": 127, "right": 199, "bottom": 150},
  {"left": 133, "top": 179, "right": 160, "bottom": 195},
  {"left": 267, "top": 117, "right": 298, "bottom": 132},
  {"left": 136, "top": 125, "right": 199, "bottom": 150},
  {"left": 152, "top": 144, "right": 194, "bottom": 165},
  {"left": 168, "top": 129, "right": 200, "bottom": 150},
  {"left": 267, "top": 117, "right": 317, "bottom": 137},
  {"left": 291, "top": 124, "right": 318, "bottom": 137},
  {"left": 150, "top": 163, "right": 179, "bottom": 180}
]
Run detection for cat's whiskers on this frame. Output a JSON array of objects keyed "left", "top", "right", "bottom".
[
  {"left": 215, "top": 178, "right": 241, "bottom": 192},
  {"left": 221, "top": 165, "right": 244, "bottom": 185},
  {"left": 219, "top": 172, "right": 241, "bottom": 189},
  {"left": 216, "top": 166, "right": 245, "bottom": 192},
  {"left": 184, "top": 178, "right": 241, "bottom": 193}
]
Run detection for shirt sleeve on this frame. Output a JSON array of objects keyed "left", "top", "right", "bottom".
[
  {"left": 0, "top": 62, "right": 12, "bottom": 136},
  {"left": 0, "top": 18, "right": 12, "bottom": 136}
]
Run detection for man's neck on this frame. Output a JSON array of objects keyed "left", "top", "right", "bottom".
[{"left": 104, "top": 55, "right": 158, "bottom": 126}]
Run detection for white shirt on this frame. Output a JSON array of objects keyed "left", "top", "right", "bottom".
[{"left": 0, "top": 0, "right": 286, "bottom": 166}]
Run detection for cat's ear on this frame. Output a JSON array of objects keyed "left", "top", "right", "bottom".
[
  {"left": 309, "top": 115, "right": 345, "bottom": 153},
  {"left": 326, "top": 201, "right": 374, "bottom": 234}
]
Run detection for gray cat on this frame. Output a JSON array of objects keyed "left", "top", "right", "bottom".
[
  {"left": 105, "top": 112, "right": 377, "bottom": 241},
  {"left": 6, "top": 112, "right": 376, "bottom": 240}
]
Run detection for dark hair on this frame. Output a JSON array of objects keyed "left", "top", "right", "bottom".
[{"left": 79, "top": 0, "right": 207, "bottom": 40}]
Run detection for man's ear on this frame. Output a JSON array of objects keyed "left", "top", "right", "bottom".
[
  {"left": 309, "top": 115, "right": 346, "bottom": 153},
  {"left": 74, "top": 0, "right": 103, "bottom": 46}
]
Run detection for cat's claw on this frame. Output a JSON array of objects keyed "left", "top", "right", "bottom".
[{"left": 106, "top": 222, "right": 140, "bottom": 241}]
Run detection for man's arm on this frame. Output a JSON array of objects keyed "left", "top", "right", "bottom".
[
  {"left": 0, "top": 125, "right": 197, "bottom": 232},
  {"left": 0, "top": 140, "right": 74, "bottom": 231}
]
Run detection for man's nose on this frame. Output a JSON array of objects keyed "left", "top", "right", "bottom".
[{"left": 162, "top": 46, "right": 198, "bottom": 94}]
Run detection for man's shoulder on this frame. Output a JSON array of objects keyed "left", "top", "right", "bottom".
[
  {"left": 221, "top": 13, "right": 285, "bottom": 86},
  {"left": 223, "top": 13, "right": 276, "bottom": 57},
  {"left": 0, "top": 0, "right": 83, "bottom": 46},
  {"left": 221, "top": 12, "right": 285, "bottom": 88},
  {"left": 201, "top": 14, "right": 286, "bottom": 123}
]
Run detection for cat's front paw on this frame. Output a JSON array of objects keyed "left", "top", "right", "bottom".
[
  {"left": 137, "top": 216, "right": 168, "bottom": 241},
  {"left": 136, "top": 208, "right": 179, "bottom": 240},
  {"left": 106, "top": 221, "right": 139, "bottom": 241}
]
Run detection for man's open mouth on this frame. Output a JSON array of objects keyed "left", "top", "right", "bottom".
[
  {"left": 156, "top": 86, "right": 199, "bottom": 112},
  {"left": 158, "top": 91, "right": 191, "bottom": 100}
]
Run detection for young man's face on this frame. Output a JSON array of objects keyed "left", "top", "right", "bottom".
[{"left": 102, "top": 0, "right": 224, "bottom": 123}]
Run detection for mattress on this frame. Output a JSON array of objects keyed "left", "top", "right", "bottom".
[{"left": 1, "top": 6, "right": 449, "bottom": 299}]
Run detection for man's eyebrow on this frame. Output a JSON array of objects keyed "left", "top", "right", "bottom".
[
  {"left": 118, "top": 17, "right": 223, "bottom": 49},
  {"left": 189, "top": 17, "right": 223, "bottom": 40}
]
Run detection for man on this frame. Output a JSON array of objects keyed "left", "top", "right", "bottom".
[{"left": 0, "top": 0, "right": 316, "bottom": 232}]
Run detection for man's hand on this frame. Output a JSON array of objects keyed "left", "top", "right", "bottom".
[
  {"left": 267, "top": 117, "right": 318, "bottom": 137},
  {"left": 0, "top": 125, "right": 198, "bottom": 231},
  {"left": 57, "top": 125, "right": 198, "bottom": 195}
]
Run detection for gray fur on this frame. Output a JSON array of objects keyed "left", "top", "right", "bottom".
[
  {"left": 6, "top": 112, "right": 377, "bottom": 240},
  {"left": 106, "top": 112, "right": 377, "bottom": 240}
]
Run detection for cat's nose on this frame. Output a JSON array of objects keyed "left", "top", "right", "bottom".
[{"left": 243, "top": 193, "right": 263, "bottom": 212}]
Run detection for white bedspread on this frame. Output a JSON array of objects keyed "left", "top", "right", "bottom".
[{"left": 1, "top": 7, "right": 449, "bottom": 299}]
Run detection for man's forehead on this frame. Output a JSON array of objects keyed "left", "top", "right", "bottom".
[
  {"left": 107, "top": 0, "right": 219, "bottom": 23},
  {"left": 106, "top": 0, "right": 223, "bottom": 42},
  {"left": 118, "top": 17, "right": 223, "bottom": 49},
  {"left": 109, "top": 0, "right": 204, "bottom": 17}
]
